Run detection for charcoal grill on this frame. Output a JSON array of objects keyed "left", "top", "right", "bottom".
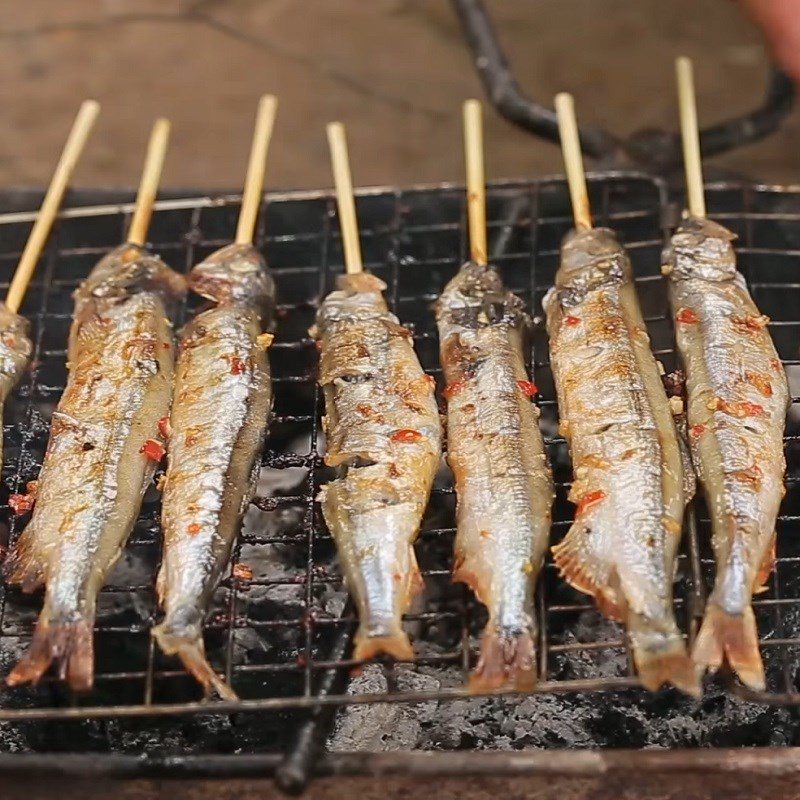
[{"left": 0, "top": 173, "right": 799, "bottom": 799}]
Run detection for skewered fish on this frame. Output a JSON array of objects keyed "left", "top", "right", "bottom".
[
  {"left": 664, "top": 217, "right": 790, "bottom": 690},
  {"left": 315, "top": 272, "right": 441, "bottom": 662},
  {"left": 153, "top": 243, "right": 274, "bottom": 700},
  {"left": 544, "top": 227, "right": 699, "bottom": 695},
  {"left": 0, "top": 306, "right": 32, "bottom": 458},
  {"left": 4, "top": 243, "right": 186, "bottom": 690},
  {"left": 436, "top": 261, "right": 553, "bottom": 691}
]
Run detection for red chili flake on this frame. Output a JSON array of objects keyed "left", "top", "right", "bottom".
[
  {"left": 157, "top": 416, "right": 172, "bottom": 439},
  {"left": 517, "top": 380, "right": 538, "bottom": 397},
  {"left": 162, "top": 341, "right": 171, "bottom": 350},
  {"left": 25, "top": 480, "right": 38, "bottom": 498},
  {"left": 564, "top": 315, "right": 581, "bottom": 327},
  {"left": 424, "top": 374, "right": 436, "bottom": 387},
  {"left": 232, "top": 563, "right": 254, "bottom": 581},
  {"left": 676, "top": 307, "right": 699, "bottom": 324},
  {"left": 230, "top": 356, "right": 247, "bottom": 375},
  {"left": 575, "top": 489, "right": 607, "bottom": 517},
  {"left": 770, "top": 358, "right": 783, "bottom": 371},
  {"left": 8, "top": 493, "right": 34, "bottom": 516},
  {"left": 744, "top": 370, "right": 773, "bottom": 397},
  {"left": 733, "top": 314, "right": 770, "bottom": 332},
  {"left": 733, "top": 464, "right": 763, "bottom": 486},
  {"left": 391, "top": 429, "right": 422, "bottom": 443},
  {"left": 187, "top": 523, "right": 201, "bottom": 535},
  {"left": 443, "top": 378, "right": 468, "bottom": 399},
  {"left": 689, "top": 424, "right": 706, "bottom": 440},
  {"left": 710, "top": 397, "right": 765, "bottom": 418},
  {"left": 139, "top": 439, "right": 166, "bottom": 462}
]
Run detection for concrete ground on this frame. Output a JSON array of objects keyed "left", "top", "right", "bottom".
[{"left": 0, "top": 0, "right": 798, "bottom": 193}]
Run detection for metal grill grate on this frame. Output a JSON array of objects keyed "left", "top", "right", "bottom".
[{"left": 0, "top": 172, "right": 798, "bottom": 722}]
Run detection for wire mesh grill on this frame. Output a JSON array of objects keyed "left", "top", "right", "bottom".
[{"left": 0, "top": 172, "right": 798, "bottom": 722}]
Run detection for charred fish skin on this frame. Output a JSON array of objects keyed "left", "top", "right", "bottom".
[
  {"left": 664, "top": 216, "right": 790, "bottom": 690},
  {"left": 154, "top": 243, "right": 274, "bottom": 701},
  {"left": 544, "top": 228, "right": 699, "bottom": 696},
  {"left": 435, "top": 261, "right": 553, "bottom": 691},
  {"left": 0, "top": 305, "right": 33, "bottom": 461},
  {"left": 4, "top": 243, "right": 186, "bottom": 691},
  {"left": 316, "top": 272, "right": 441, "bottom": 662}
]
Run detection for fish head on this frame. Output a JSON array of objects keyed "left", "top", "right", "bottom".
[
  {"left": 663, "top": 216, "right": 737, "bottom": 282},
  {"left": 77, "top": 243, "right": 187, "bottom": 306},
  {"left": 190, "top": 243, "right": 275, "bottom": 320},
  {"left": 0, "top": 303, "right": 32, "bottom": 383},
  {"left": 316, "top": 272, "right": 389, "bottom": 329},
  {"left": 555, "top": 228, "right": 631, "bottom": 303},
  {"left": 435, "top": 261, "right": 528, "bottom": 330}
]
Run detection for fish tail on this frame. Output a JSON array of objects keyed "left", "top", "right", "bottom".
[
  {"left": 152, "top": 614, "right": 238, "bottom": 701},
  {"left": 7, "top": 613, "right": 94, "bottom": 691},
  {"left": 628, "top": 611, "right": 700, "bottom": 696},
  {"left": 692, "top": 602, "right": 765, "bottom": 691},
  {"left": 468, "top": 626, "right": 537, "bottom": 693},
  {"left": 353, "top": 624, "right": 414, "bottom": 662}
]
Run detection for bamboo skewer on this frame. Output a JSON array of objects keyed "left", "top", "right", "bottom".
[
  {"left": 236, "top": 94, "right": 279, "bottom": 246},
  {"left": 554, "top": 93, "right": 593, "bottom": 232},
  {"left": 676, "top": 56, "right": 706, "bottom": 218},
  {"left": 127, "top": 118, "right": 171, "bottom": 247},
  {"left": 463, "top": 99, "right": 488, "bottom": 266},
  {"left": 5, "top": 100, "right": 100, "bottom": 314},
  {"left": 326, "top": 122, "right": 363, "bottom": 275}
]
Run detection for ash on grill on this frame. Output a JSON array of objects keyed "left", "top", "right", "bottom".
[{"left": 0, "top": 176, "right": 799, "bottom": 757}]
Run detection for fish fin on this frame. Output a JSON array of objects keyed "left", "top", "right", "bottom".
[
  {"left": 469, "top": 627, "right": 537, "bottom": 693},
  {"left": 155, "top": 565, "right": 167, "bottom": 607},
  {"left": 753, "top": 534, "right": 777, "bottom": 594},
  {"left": 6, "top": 615, "right": 94, "bottom": 691},
  {"left": 3, "top": 531, "right": 46, "bottom": 593},
  {"left": 152, "top": 620, "right": 238, "bottom": 701},
  {"left": 452, "top": 559, "right": 482, "bottom": 598},
  {"left": 353, "top": 628, "right": 414, "bottom": 662},
  {"left": 692, "top": 603, "right": 765, "bottom": 691},
  {"left": 551, "top": 529, "right": 623, "bottom": 621},
  {"left": 408, "top": 546, "right": 424, "bottom": 602}
]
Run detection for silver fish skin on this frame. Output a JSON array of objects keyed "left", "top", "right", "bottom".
[
  {"left": 544, "top": 228, "right": 699, "bottom": 695},
  {"left": 316, "top": 272, "right": 442, "bottom": 662},
  {"left": 154, "top": 243, "right": 274, "bottom": 700},
  {"left": 4, "top": 243, "right": 186, "bottom": 690},
  {"left": 0, "top": 304, "right": 33, "bottom": 462},
  {"left": 435, "top": 261, "right": 553, "bottom": 691},
  {"left": 664, "top": 216, "right": 790, "bottom": 690}
]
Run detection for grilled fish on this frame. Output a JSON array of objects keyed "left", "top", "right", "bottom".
[
  {"left": 436, "top": 261, "right": 553, "bottom": 691},
  {"left": 664, "top": 217, "right": 790, "bottom": 690},
  {"left": 4, "top": 243, "right": 186, "bottom": 690},
  {"left": 0, "top": 305, "right": 33, "bottom": 461},
  {"left": 316, "top": 272, "right": 441, "bottom": 661},
  {"left": 544, "top": 228, "right": 699, "bottom": 695},
  {"left": 153, "top": 243, "right": 274, "bottom": 700}
]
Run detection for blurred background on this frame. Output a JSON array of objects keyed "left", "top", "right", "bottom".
[{"left": 1, "top": 0, "right": 798, "bottom": 191}]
